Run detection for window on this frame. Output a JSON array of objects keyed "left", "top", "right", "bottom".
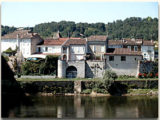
[
  {"left": 93, "top": 45, "right": 96, "bottom": 53},
  {"left": 101, "top": 46, "right": 105, "bottom": 52},
  {"left": 127, "top": 46, "right": 131, "bottom": 50},
  {"left": 45, "top": 47, "right": 48, "bottom": 52},
  {"left": 134, "top": 46, "right": 138, "bottom": 51},
  {"left": 38, "top": 47, "right": 41, "bottom": 52},
  {"left": 109, "top": 56, "right": 114, "bottom": 61},
  {"left": 121, "top": 56, "right": 126, "bottom": 61}
]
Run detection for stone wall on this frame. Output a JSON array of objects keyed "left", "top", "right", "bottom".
[
  {"left": 18, "top": 80, "right": 158, "bottom": 94},
  {"left": 105, "top": 55, "right": 142, "bottom": 76},
  {"left": 19, "top": 81, "right": 74, "bottom": 93},
  {"left": 81, "top": 80, "right": 158, "bottom": 89},
  {"left": 85, "top": 60, "right": 105, "bottom": 78},
  {"left": 58, "top": 60, "right": 85, "bottom": 78},
  {"left": 58, "top": 60, "right": 66, "bottom": 78},
  {"left": 67, "top": 61, "right": 85, "bottom": 78},
  {"left": 139, "top": 61, "right": 158, "bottom": 74}
]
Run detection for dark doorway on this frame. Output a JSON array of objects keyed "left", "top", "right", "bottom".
[{"left": 66, "top": 66, "right": 77, "bottom": 78}]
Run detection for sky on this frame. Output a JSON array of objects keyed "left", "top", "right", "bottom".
[{"left": 1, "top": 2, "right": 158, "bottom": 27}]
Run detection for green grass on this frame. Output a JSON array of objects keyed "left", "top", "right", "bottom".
[
  {"left": 128, "top": 89, "right": 158, "bottom": 94},
  {"left": 116, "top": 77, "right": 158, "bottom": 81},
  {"left": 16, "top": 78, "right": 101, "bottom": 82},
  {"left": 16, "top": 77, "right": 158, "bottom": 82}
]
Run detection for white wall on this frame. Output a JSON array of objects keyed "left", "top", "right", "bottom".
[
  {"left": 38, "top": 46, "right": 61, "bottom": 54},
  {"left": 19, "top": 39, "right": 31, "bottom": 57},
  {"left": 141, "top": 46, "right": 154, "bottom": 61},
  {"left": 1, "top": 39, "right": 17, "bottom": 52},
  {"left": 105, "top": 55, "right": 142, "bottom": 76},
  {"left": 70, "top": 45, "right": 85, "bottom": 54},
  {"left": 70, "top": 45, "right": 85, "bottom": 60},
  {"left": 1, "top": 38, "right": 31, "bottom": 58}
]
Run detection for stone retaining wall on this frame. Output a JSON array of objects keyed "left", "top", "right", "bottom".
[{"left": 18, "top": 80, "right": 158, "bottom": 94}]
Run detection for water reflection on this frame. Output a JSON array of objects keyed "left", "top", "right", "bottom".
[{"left": 7, "top": 95, "right": 158, "bottom": 118}]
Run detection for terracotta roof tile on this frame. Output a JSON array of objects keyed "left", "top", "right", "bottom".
[
  {"left": 87, "top": 35, "right": 107, "bottom": 41},
  {"left": 38, "top": 38, "right": 68, "bottom": 46},
  {"left": 108, "top": 39, "right": 154, "bottom": 46},
  {"left": 105, "top": 48, "right": 142, "bottom": 56},
  {"left": 1, "top": 30, "right": 37, "bottom": 39},
  {"left": 63, "top": 38, "right": 86, "bottom": 46},
  {"left": 143, "top": 40, "right": 154, "bottom": 46}
]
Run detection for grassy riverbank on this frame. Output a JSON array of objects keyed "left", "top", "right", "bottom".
[{"left": 16, "top": 77, "right": 158, "bottom": 82}]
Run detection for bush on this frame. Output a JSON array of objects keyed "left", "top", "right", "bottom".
[
  {"left": 118, "top": 75, "right": 135, "bottom": 79},
  {"left": 81, "top": 89, "right": 92, "bottom": 94},
  {"left": 21, "top": 55, "right": 58, "bottom": 75},
  {"left": 3, "top": 55, "right": 9, "bottom": 62},
  {"left": 3, "top": 47, "right": 17, "bottom": 56},
  {"left": 92, "top": 88, "right": 108, "bottom": 94},
  {"left": 102, "top": 70, "right": 118, "bottom": 90}
]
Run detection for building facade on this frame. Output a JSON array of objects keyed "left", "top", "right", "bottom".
[
  {"left": 1, "top": 30, "right": 43, "bottom": 58},
  {"left": 105, "top": 48, "right": 142, "bottom": 76},
  {"left": 87, "top": 35, "right": 107, "bottom": 60},
  {"left": 108, "top": 39, "right": 154, "bottom": 61}
]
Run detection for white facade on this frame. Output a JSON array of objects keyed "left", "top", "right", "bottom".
[
  {"left": 1, "top": 38, "right": 31, "bottom": 58},
  {"left": 105, "top": 55, "right": 142, "bottom": 76},
  {"left": 70, "top": 45, "right": 85, "bottom": 60},
  {"left": 37, "top": 45, "right": 61, "bottom": 54},
  {"left": 141, "top": 45, "right": 154, "bottom": 61}
]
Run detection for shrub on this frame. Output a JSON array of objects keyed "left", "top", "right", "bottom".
[
  {"left": 82, "top": 89, "right": 92, "bottom": 94},
  {"left": 147, "top": 73, "right": 154, "bottom": 78},
  {"left": 155, "top": 73, "right": 158, "bottom": 78},
  {"left": 143, "top": 73, "right": 147, "bottom": 78},
  {"left": 138, "top": 73, "right": 143, "bottom": 78},
  {"left": 21, "top": 55, "right": 58, "bottom": 75},
  {"left": 102, "top": 70, "right": 118, "bottom": 90},
  {"left": 92, "top": 88, "right": 108, "bottom": 94},
  {"left": 3, "top": 55, "right": 9, "bottom": 62}
]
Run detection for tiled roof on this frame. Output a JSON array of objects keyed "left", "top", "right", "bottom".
[
  {"left": 63, "top": 38, "right": 86, "bottom": 46},
  {"left": 143, "top": 40, "right": 154, "bottom": 46},
  {"left": 108, "top": 39, "right": 154, "bottom": 46},
  {"left": 1, "top": 30, "right": 38, "bottom": 39},
  {"left": 108, "top": 40, "right": 123, "bottom": 45},
  {"left": 38, "top": 38, "right": 68, "bottom": 46},
  {"left": 105, "top": 48, "right": 142, "bottom": 56},
  {"left": 87, "top": 35, "right": 107, "bottom": 41}
]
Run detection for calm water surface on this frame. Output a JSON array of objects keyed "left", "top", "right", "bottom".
[{"left": 8, "top": 95, "right": 158, "bottom": 118}]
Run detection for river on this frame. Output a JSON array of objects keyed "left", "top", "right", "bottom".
[{"left": 7, "top": 95, "right": 158, "bottom": 119}]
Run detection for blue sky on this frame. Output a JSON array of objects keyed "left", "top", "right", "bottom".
[{"left": 1, "top": 2, "right": 158, "bottom": 27}]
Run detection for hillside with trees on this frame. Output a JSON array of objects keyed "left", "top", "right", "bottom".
[
  {"left": 1, "top": 17, "right": 158, "bottom": 41},
  {"left": 1, "top": 25, "right": 17, "bottom": 36}
]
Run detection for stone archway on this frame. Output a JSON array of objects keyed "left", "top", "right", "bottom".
[{"left": 66, "top": 66, "right": 77, "bottom": 78}]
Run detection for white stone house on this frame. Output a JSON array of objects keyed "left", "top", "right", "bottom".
[
  {"left": 87, "top": 35, "right": 107, "bottom": 60},
  {"left": 104, "top": 48, "right": 142, "bottom": 76},
  {"left": 61, "top": 38, "right": 87, "bottom": 61},
  {"left": 1, "top": 30, "right": 43, "bottom": 58},
  {"left": 58, "top": 38, "right": 86, "bottom": 78},
  {"left": 36, "top": 38, "right": 68, "bottom": 56},
  {"left": 108, "top": 39, "right": 154, "bottom": 61}
]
